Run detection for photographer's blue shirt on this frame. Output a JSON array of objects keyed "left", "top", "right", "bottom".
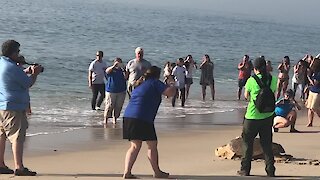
[
  {"left": 123, "top": 79, "right": 167, "bottom": 123},
  {"left": 0, "top": 56, "right": 32, "bottom": 110},
  {"left": 105, "top": 68, "right": 126, "bottom": 93}
]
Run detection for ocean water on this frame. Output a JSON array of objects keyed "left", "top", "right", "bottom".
[{"left": 1, "top": 0, "right": 320, "bottom": 136}]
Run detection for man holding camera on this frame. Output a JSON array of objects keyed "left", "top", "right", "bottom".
[{"left": 0, "top": 40, "right": 42, "bottom": 176}]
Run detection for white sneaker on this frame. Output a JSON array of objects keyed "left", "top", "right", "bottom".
[{"left": 95, "top": 107, "right": 101, "bottom": 110}]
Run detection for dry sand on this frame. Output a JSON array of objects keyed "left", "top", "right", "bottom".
[{"left": 1, "top": 109, "right": 320, "bottom": 180}]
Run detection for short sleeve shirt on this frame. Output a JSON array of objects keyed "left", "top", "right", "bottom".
[
  {"left": 88, "top": 60, "right": 107, "bottom": 84},
  {"left": 275, "top": 98, "right": 294, "bottom": 117},
  {"left": 126, "top": 58, "right": 151, "bottom": 85},
  {"left": 172, "top": 65, "right": 186, "bottom": 88},
  {"left": 105, "top": 68, "right": 127, "bottom": 93},
  {"left": 123, "top": 79, "right": 167, "bottom": 123},
  {"left": 0, "top": 56, "right": 32, "bottom": 110},
  {"left": 244, "top": 74, "right": 278, "bottom": 120}
]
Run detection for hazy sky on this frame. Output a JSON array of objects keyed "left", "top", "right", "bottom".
[{"left": 110, "top": 0, "right": 320, "bottom": 26}]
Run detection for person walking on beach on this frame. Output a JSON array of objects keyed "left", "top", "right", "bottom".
[
  {"left": 273, "top": 89, "right": 301, "bottom": 133},
  {"left": 237, "top": 55, "right": 252, "bottom": 100},
  {"left": 172, "top": 58, "right": 187, "bottom": 107},
  {"left": 184, "top": 55, "right": 197, "bottom": 99},
  {"left": 238, "top": 57, "right": 277, "bottom": 177},
  {"left": 104, "top": 58, "right": 127, "bottom": 125},
  {"left": 276, "top": 56, "right": 290, "bottom": 99},
  {"left": 125, "top": 47, "right": 151, "bottom": 98},
  {"left": 122, "top": 66, "right": 175, "bottom": 179},
  {"left": 305, "top": 72, "right": 320, "bottom": 127},
  {"left": 0, "top": 40, "right": 42, "bottom": 176},
  {"left": 200, "top": 54, "right": 215, "bottom": 101},
  {"left": 88, "top": 51, "right": 107, "bottom": 110}
]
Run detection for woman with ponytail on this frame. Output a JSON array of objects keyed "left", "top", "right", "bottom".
[
  {"left": 122, "top": 66, "right": 176, "bottom": 179},
  {"left": 237, "top": 57, "right": 278, "bottom": 177}
]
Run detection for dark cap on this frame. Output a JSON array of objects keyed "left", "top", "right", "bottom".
[{"left": 253, "top": 57, "right": 266, "bottom": 70}]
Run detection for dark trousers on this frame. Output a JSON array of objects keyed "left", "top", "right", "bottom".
[
  {"left": 91, "top": 84, "right": 105, "bottom": 110},
  {"left": 240, "top": 116, "right": 275, "bottom": 175},
  {"left": 172, "top": 88, "right": 185, "bottom": 107}
]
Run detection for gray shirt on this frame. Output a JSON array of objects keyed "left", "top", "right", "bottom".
[{"left": 126, "top": 58, "right": 151, "bottom": 85}]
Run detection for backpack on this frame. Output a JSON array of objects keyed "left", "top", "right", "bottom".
[{"left": 252, "top": 74, "right": 275, "bottom": 113}]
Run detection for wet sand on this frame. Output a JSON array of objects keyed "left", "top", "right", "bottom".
[{"left": 2, "top": 109, "right": 320, "bottom": 179}]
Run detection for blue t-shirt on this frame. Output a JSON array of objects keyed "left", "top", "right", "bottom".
[
  {"left": 274, "top": 98, "right": 294, "bottom": 117},
  {"left": 123, "top": 79, "right": 167, "bottom": 123},
  {"left": 0, "top": 56, "right": 32, "bottom": 110},
  {"left": 105, "top": 68, "right": 126, "bottom": 93}
]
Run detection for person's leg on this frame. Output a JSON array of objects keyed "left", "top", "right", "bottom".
[
  {"left": 104, "top": 92, "right": 113, "bottom": 124},
  {"left": 180, "top": 88, "right": 186, "bottom": 107},
  {"left": 146, "top": 141, "right": 169, "bottom": 178},
  {"left": 276, "top": 79, "right": 283, "bottom": 100},
  {"left": 273, "top": 116, "right": 289, "bottom": 129},
  {"left": 286, "top": 110, "right": 298, "bottom": 132},
  {"left": 282, "top": 80, "right": 289, "bottom": 97},
  {"left": 238, "top": 79, "right": 244, "bottom": 100},
  {"left": 259, "top": 117, "right": 275, "bottom": 176},
  {"left": 123, "top": 140, "right": 142, "bottom": 178},
  {"left": 172, "top": 89, "right": 178, "bottom": 107},
  {"left": 201, "top": 85, "right": 206, "bottom": 101},
  {"left": 12, "top": 141, "right": 24, "bottom": 170},
  {"left": 114, "top": 92, "right": 126, "bottom": 124},
  {"left": 300, "top": 83, "right": 306, "bottom": 100},
  {"left": 307, "top": 109, "right": 314, "bottom": 127},
  {"left": 185, "top": 84, "right": 190, "bottom": 99},
  {"left": 210, "top": 84, "right": 215, "bottom": 100},
  {"left": 91, "top": 84, "right": 99, "bottom": 110},
  {"left": 0, "top": 134, "right": 6, "bottom": 167},
  {"left": 239, "top": 119, "right": 258, "bottom": 175},
  {"left": 96, "top": 84, "right": 105, "bottom": 108}
]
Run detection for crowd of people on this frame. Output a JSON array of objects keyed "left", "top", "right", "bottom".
[{"left": 2, "top": 38, "right": 320, "bottom": 178}]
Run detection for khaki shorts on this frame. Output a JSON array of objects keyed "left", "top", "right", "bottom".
[
  {"left": 0, "top": 110, "right": 28, "bottom": 143},
  {"left": 305, "top": 91, "right": 320, "bottom": 110},
  {"left": 104, "top": 91, "right": 126, "bottom": 119}
]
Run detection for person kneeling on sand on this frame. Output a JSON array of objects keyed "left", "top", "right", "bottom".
[{"left": 273, "top": 89, "right": 301, "bottom": 133}]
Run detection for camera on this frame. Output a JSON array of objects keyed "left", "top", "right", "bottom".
[{"left": 25, "top": 62, "right": 44, "bottom": 72}]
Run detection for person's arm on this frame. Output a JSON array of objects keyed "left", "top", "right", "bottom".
[
  {"left": 29, "top": 65, "right": 42, "bottom": 87},
  {"left": 88, "top": 70, "right": 93, "bottom": 88},
  {"left": 162, "top": 86, "right": 176, "bottom": 97},
  {"left": 277, "top": 63, "right": 283, "bottom": 70},
  {"left": 244, "top": 89, "right": 250, "bottom": 100},
  {"left": 238, "top": 62, "right": 245, "bottom": 70},
  {"left": 105, "top": 61, "right": 120, "bottom": 74},
  {"left": 293, "top": 64, "right": 299, "bottom": 73}
]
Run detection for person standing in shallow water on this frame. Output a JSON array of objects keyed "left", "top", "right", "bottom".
[
  {"left": 200, "top": 54, "right": 215, "bottom": 101},
  {"left": 172, "top": 58, "right": 187, "bottom": 107},
  {"left": 88, "top": 51, "right": 107, "bottom": 110},
  {"left": 125, "top": 47, "right": 151, "bottom": 98},
  {"left": 237, "top": 57, "right": 277, "bottom": 177},
  {"left": 184, "top": 55, "right": 197, "bottom": 99},
  {"left": 122, "top": 66, "right": 176, "bottom": 179},
  {"left": 237, "top": 55, "right": 252, "bottom": 100},
  {"left": 104, "top": 57, "right": 127, "bottom": 125},
  {"left": 276, "top": 56, "right": 290, "bottom": 99}
]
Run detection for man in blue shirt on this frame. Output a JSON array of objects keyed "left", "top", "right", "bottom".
[{"left": 0, "top": 40, "right": 42, "bottom": 176}]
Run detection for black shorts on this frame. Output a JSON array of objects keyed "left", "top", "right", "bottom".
[
  {"left": 123, "top": 117, "right": 157, "bottom": 141},
  {"left": 238, "top": 79, "right": 248, "bottom": 88}
]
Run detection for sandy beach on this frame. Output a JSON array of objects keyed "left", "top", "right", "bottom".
[{"left": 1, "top": 109, "right": 320, "bottom": 180}]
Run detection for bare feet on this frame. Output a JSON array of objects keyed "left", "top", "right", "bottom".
[
  {"left": 123, "top": 173, "right": 137, "bottom": 179},
  {"left": 153, "top": 171, "right": 169, "bottom": 178},
  {"left": 306, "top": 123, "right": 313, "bottom": 127}
]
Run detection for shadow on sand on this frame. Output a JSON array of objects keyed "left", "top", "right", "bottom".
[{"left": 38, "top": 173, "right": 320, "bottom": 179}]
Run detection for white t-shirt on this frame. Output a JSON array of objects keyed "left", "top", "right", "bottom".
[
  {"left": 126, "top": 58, "right": 151, "bottom": 85},
  {"left": 88, "top": 60, "right": 107, "bottom": 84},
  {"left": 172, "top": 65, "right": 186, "bottom": 89}
]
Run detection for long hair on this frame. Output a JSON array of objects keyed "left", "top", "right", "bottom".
[{"left": 134, "top": 66, "right": 161, "bottom": 87}]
